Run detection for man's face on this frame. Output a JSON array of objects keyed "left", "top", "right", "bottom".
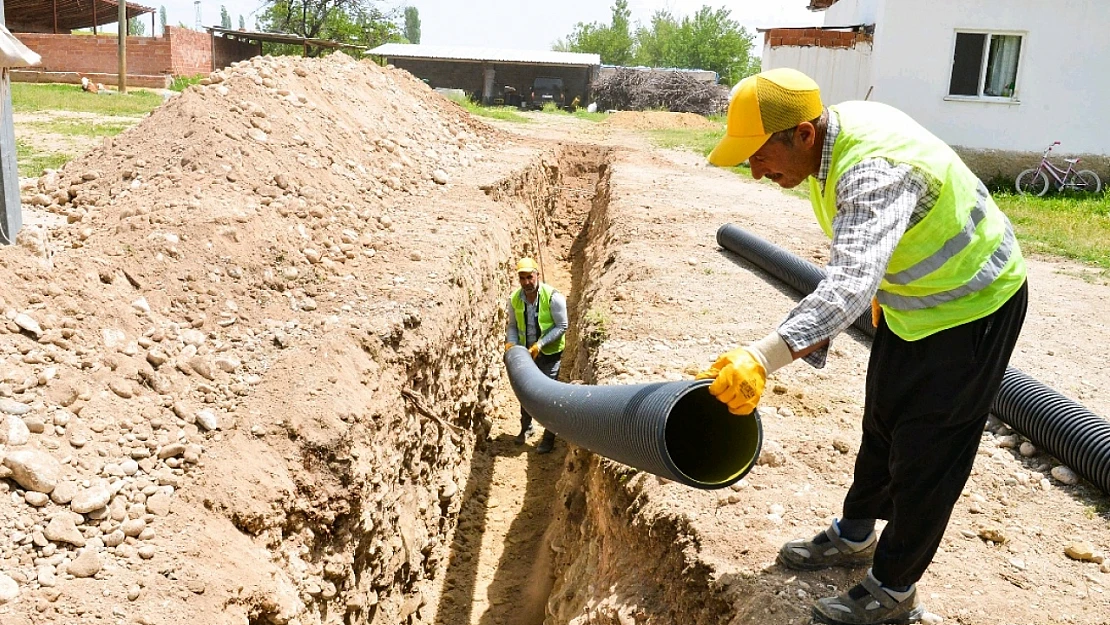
[
  {"left": 747, "top": 124, "right": 820, "bottom": 189},
  {"left": 518, "top": 271, "right": 539, "bottom": 295}
]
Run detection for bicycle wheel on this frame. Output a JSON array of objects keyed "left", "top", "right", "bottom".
[
  {"left": 1015, "top": 169, "right": 1049, "bottom": 196},
  {"left": 1074, "top": 170, "right": 1102, "bottom": 194}
]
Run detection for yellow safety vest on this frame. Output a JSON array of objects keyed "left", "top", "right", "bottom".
[
  {"left": 808, "top": 101, "right": 1026, "bottom": 340},
  {"left": 511, "top": 283, "right": 565, "bottom": 355}
]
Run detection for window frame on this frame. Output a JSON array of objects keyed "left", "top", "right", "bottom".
[{"left": 945, "top": 29, "right": 1026, "bottom": 104}]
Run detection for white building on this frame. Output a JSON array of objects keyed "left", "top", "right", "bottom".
[{"left": 760, "top": 0, "right": 1110, "bottom": 180}]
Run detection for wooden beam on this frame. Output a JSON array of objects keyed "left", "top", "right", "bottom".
[
  {"left": 92, "top": 0, "right": 97, "bottom": 34},
  {"left": 52, "top": 0, "right": 57, "bottom": 33},
  {"left": 118, "top": 0, "right": 126, "bottom": 92}
]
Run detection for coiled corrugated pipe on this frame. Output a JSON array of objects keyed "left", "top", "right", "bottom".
[
  {"left": 504, "top": 347, "right": 762, "bottom": 489},
  {"left": 717, "top": 222, "right": 1110, "bottom": 495}
]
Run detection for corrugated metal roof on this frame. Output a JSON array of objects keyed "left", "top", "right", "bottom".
[{"left": 369, "top": 44, "right": 601, "bottom": 67}]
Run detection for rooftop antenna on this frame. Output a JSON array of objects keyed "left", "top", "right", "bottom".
[{"left": 194, "top": 0, "right": 201, "bottom": 29}]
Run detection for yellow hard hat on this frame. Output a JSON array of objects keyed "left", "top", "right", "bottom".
[
  {"left": 516, "top": 257, "right": 539, "bottom": 273},
  {"left": 708, "top": 68, "right": 824, "bottom": 167}
]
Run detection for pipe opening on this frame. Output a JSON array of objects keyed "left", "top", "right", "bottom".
[{"left": 664, "top": 383, "right": 763, "bottom": 488}]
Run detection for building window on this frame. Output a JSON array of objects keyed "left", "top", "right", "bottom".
[{"left": 949, "top": 32, "right": 1022, "bottom": 98}]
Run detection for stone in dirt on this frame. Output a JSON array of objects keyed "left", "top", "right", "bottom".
[
  {"left": 3, "top": 448, "right": 62, "bottom": 493},
  {"left": 45, "top": 514, "right": 86, "bottom": 547},
  {"left": 0, "top": 573, "right": 18, "bottom": 604},
  {"left": 68, "top": 549, "right": 102, "bottom": 578}
]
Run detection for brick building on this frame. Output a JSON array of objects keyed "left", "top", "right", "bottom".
[
  {"left": 7, "top": 0, "right": 259, "bottom": 88},
  {"left": 369, "top": 43, "right": 601, "bottom": 107}
]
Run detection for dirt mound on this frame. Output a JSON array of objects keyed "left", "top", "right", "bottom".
[
  {"left": 605, "top": 111, "right": 719, "bottom": 131},
  {"left": 1, "top": 52, "right": 521, "bottom": 625}
]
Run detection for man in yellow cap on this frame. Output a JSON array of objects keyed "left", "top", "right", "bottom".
[
  {"left": 506, "top": 257, "right": 568, "bottom": 453},
  {"left": 699, "top": 68, "right": 1028, "bottom": 624}
]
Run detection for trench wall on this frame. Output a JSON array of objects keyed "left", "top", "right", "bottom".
[
  {"left": 523, "top": 153, "right": 736, "bottom": 625},
  {"left": 218, "top": 152, "right": 574, "bottom": 625}
]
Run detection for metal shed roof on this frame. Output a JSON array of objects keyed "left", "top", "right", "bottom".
[
  {"left": 6, "top": 0, "right": 154, "bottom": 32},
  {"left": 206, "top": 26, "right": 367, "bottom": 51},
  {"left": 369, "top": 43, "right": 601, "bottom": 67}
]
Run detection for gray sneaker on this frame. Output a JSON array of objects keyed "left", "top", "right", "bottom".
[
  {"left": 778, "top": 522, "right": 876, "bottom": 571},
  {"left": 812, "top": 573, "right": 925, "bottom": 624}
]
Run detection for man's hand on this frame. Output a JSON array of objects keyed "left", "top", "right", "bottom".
[
  {"left": 528, "top": 343, "right": 541, "bottom": 359},
  {"left": 696, "top": 347, "right": 766, "bottom": 415},
  {"left": 871, "top": 297, "right": 882, "bottom": 328},
  {"left": 504, "top": 342, "right": 516, "bottom": 352}
]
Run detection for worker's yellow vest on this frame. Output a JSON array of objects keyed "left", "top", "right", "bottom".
[
  {"left": 511, "top": 283, "right": 565, "bottom": 355},
  {"left": 808, "top": 101, "right": 1026, "bottom": 340}
]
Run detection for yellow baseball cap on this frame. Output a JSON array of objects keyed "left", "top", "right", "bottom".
[
  {"left": 708, "top": 68, "right": 824, "bottom": 167},
  {"left": 516, "top": 257, "right": 539, "bottom": 273}
]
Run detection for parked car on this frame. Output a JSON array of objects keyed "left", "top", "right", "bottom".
[{"left": 528, "top": 77, "right": 565, "bottom": 110}]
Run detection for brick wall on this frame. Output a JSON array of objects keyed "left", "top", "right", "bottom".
[
  {"left": 166, "top": 26, "right": 212, "bottom": 76},
  {"left": 213, "top": 35, "right": 261, "bottom": 71},
  {"left": 765, "top": 28, "right": 873, "bottom": 49},
  {"left": 389, "top": 58, "right": 592, "bottom": 105},
  {"left": 16, "top": 33, "right": 174, "bottom": 75}
]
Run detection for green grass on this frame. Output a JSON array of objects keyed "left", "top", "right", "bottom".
[
  {"left": 534, "top": 104, "right": 609, "bottom": 123},
  {"left": 995, "top": 191, "right": 1110, "bottom": 269},
  {"left": 11, "top": 83, "right": 163, "bottom": 116},
  {"left": 170, "top": 75, "right": 205, "bottom": 92},
  {"left": 16, "top": 140, "right": 70, "bottom": 178},
  {"left": 446, "top": 96, "right": 531, "bottom": 123},
  {"left": 647, "top": 126, "right": 725, "bottom": 156},
  {"left": 22, "top": 119, "right": 132, "bottom": 137}
]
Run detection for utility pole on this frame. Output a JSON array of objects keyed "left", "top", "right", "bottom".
[
  {"left": 1, "top": 0, "right": 32, "bottom": 244},
  {"left": 118, "top": 0, "right": 127, "bottom": 93},
  {"left": 194, "top": 0, "right": 201, "bottom": 29}
]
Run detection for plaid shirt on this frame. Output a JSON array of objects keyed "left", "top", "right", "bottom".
[{"left": 777, "top": 110, "right": 941, "bottom": 368}]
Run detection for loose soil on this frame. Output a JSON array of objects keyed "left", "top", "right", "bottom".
[
  {"left": 1, "top": 53, "right": 1108, "bottom": 625},
  {"left": 604, "top": 111, "right": 720, "bottom": 131}
]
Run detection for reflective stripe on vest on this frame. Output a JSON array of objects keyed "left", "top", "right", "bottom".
[
  {"left": 511, "top": 283, "right": 565, "bottom": 355},
  {"left": 810, "top": 101, "right": 1026, "bottom": 340},
  {"left": 879, "top": 215, "right": 1016, "bottom": 310}
]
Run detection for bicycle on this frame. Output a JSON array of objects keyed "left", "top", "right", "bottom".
[{"left": 1015, "top": 141, "right": 1102, "bottom": 196}]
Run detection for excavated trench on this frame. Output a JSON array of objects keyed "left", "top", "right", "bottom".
[{"left": 233, "top": 142, "right": 727, "bottom": 625}]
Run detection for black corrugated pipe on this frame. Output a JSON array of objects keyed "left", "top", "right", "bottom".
[
  {"left": 504, "top": 346, "right": 762, "bottom": 490},
  {"left": 716, "top": 222, "right": 1110, "bottom": 495}
]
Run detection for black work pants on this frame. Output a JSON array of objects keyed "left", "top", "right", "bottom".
[
  {"left": 520, "top": 351, "right": 563, "bottom": 430},
  {"left": 844, "top": 282, "right": 1028, "bottom": 587}
]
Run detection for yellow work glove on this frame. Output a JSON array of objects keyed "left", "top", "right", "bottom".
[
  {"left": 528, "top": 343, "right": 541, "bottom": 359},
  {"left": 871, "top": 297, "right": 882, "bottom": 328},
  {"left": 696, "top": 347, "right": 766, "bottom": 416},
  {"left": 504, "top": 342, "right": 516, "bottom": 352}
]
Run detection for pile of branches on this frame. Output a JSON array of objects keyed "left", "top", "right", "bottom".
[{"left": 591, "top": 68, "right": 730, "bottom": 116}]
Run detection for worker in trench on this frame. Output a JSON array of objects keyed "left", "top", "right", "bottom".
[
  {"left": 505, "top": 257, "right": 568, "bottom": 454},
  {"left": 698, "top": 68, "right": 1028, "bottom": 625}
]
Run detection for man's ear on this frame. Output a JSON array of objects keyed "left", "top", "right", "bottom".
[{"left": 795, "top": 121, "right": 818, "bottom": 149}]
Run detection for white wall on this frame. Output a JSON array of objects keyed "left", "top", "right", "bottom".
[
  {"left": 869, "top": 0, "right": 1110, "bottom": 155},
  {"left": 762, "top": 42, "right": 873, "bottom": 106},
  {"left": 822, "top": 0, "right": 881, "bottom": 26}
]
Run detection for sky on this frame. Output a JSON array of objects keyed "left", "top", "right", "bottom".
[{"left": 151, "top": 0, "right": 821, "bottom": 52}]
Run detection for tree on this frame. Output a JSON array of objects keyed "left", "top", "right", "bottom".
[
  {"left": 403, "top": 6, "right": 420, "bottom": 44},
  {"left": 128, "top": 17, "right": 146, "bottom": 36},
  {"left": 632, "top": 6, "right": 758, "bottom": 85},
  {"left": 220, "top": 5, "right": 232, "bottom": 29},
  {"left": 555, "top": 0, "right": 634, "bottom": 66},
  {"left": 258, "top": 0, "right": 404, "bottom": 57},
  {"left": 159, "top": 5, "right": 167, "bottom": 34},
  {"left": 239, "top": 15, "right": 246, "bottom": 30}
]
